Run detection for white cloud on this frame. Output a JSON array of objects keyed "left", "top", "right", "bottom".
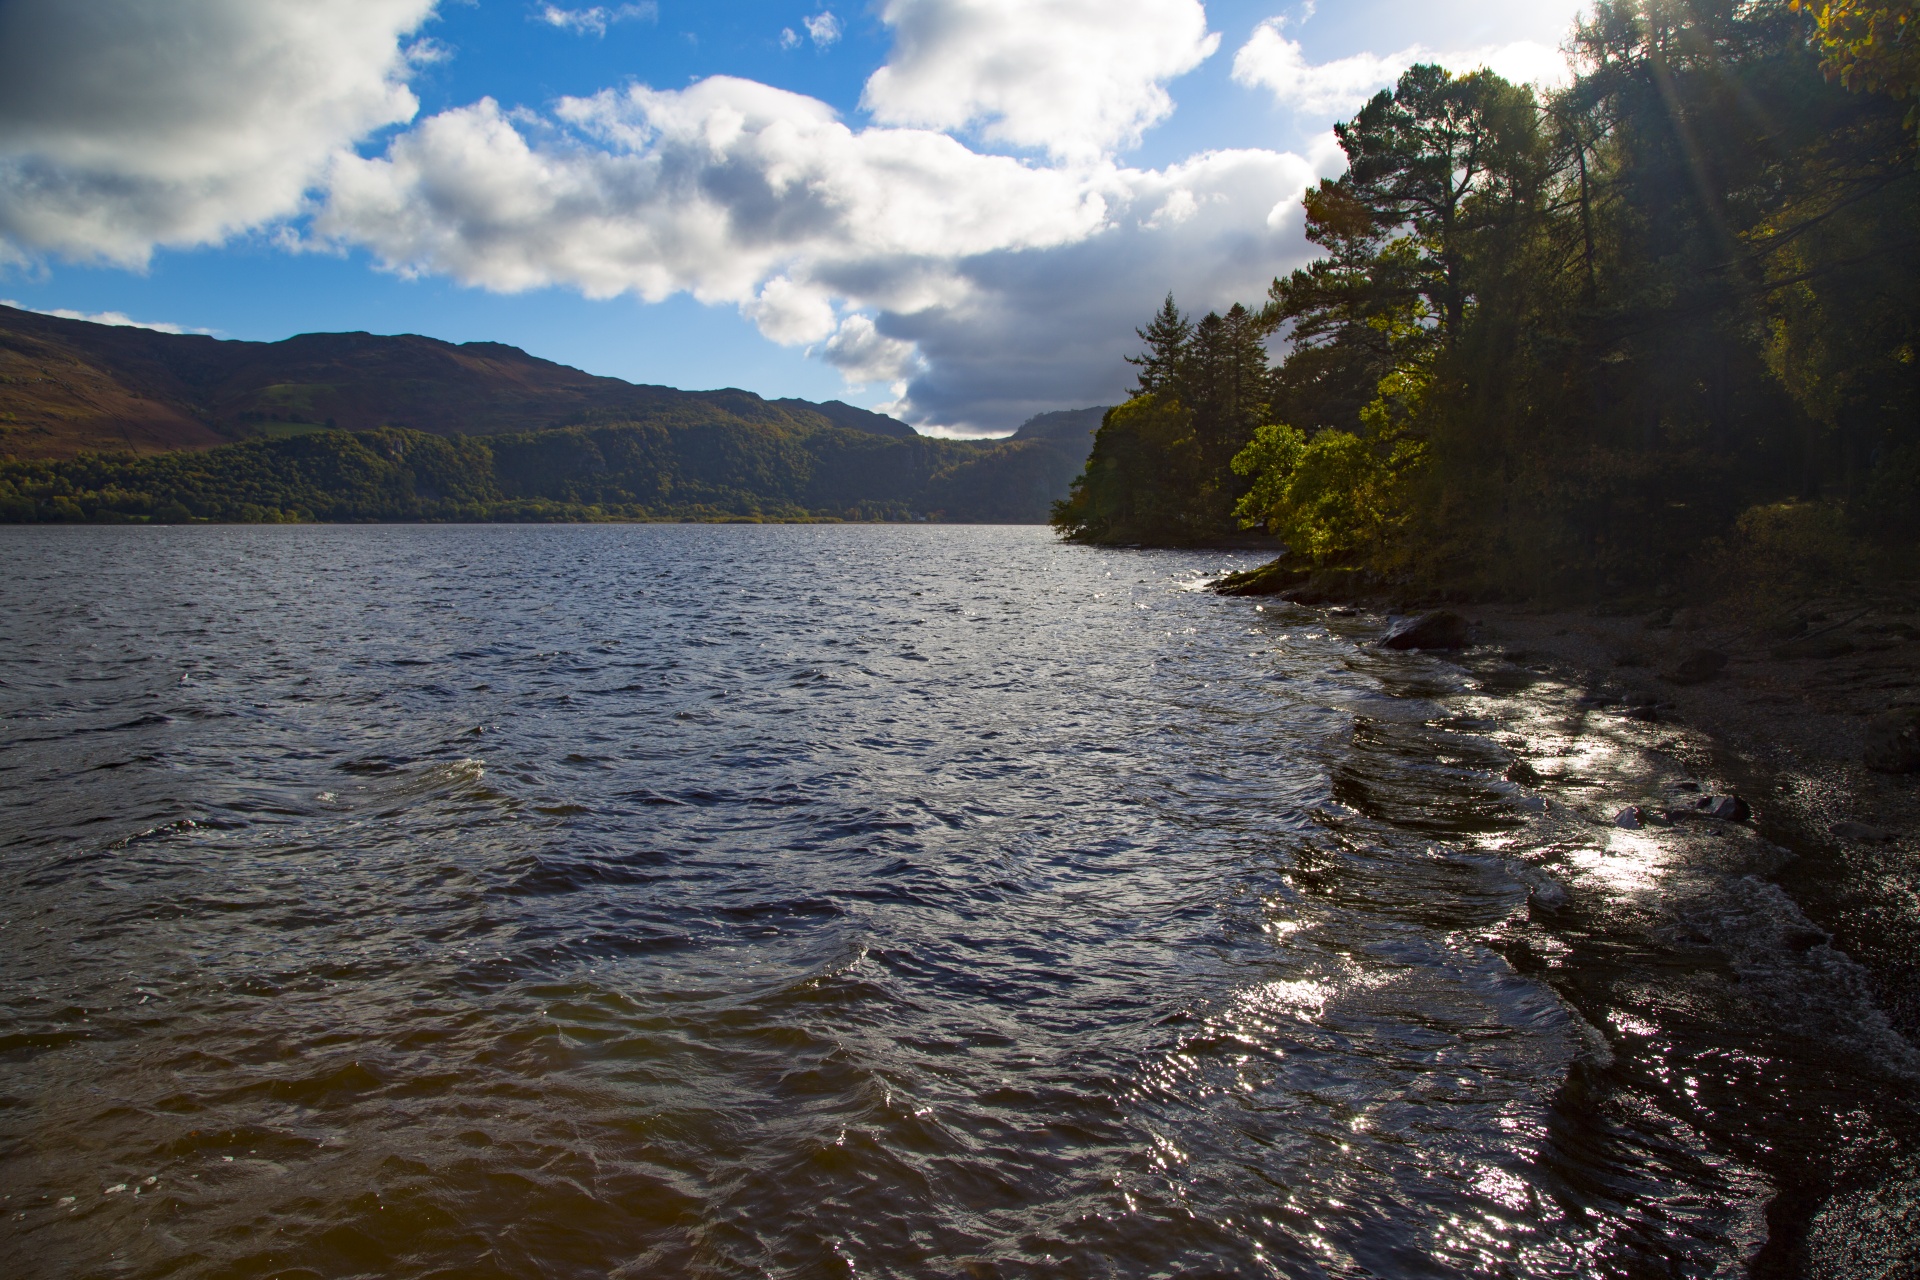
[
  {"left": 804, "top": 11, "right": 843, "bottom": 48},
  {"left": 823, "top": 314, "right": 921, "bottom": 385},
  {"left": 319, "top": 78, "right": 1112, "bottom": 306},
  {"left": 781, "top": 27, "right": 803, "bottom": 50},
  {"left": 314, "top": 72, "right": 1324, "bottom": 432},
  {"left": 0, "top": 299, "right": 208, "bottom": 334},
  {"left": 1233, "top": 19, "right": 1570, "bottom": 117},
  {"left": 539, "top": 4, "right": 659, "bottom": 38},
  {"left": 0, "top": 0, "right": 436, "bottom": 267},
  {"left": 0, "top": 0, "right": 1342, "bottom": 433},
  {"left": 878, "top": 147, "right": 1318, "bottom": 431},
  {"left": 747, "top": 275, "right": 839, "bottom": 345},
  {"left": 862, "top": 0, "right": 1220, "bottom": 163}
]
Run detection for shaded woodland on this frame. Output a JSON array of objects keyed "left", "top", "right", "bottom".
[{"left": 1055, "top": 0, "right": 1920, "bottom": 599}]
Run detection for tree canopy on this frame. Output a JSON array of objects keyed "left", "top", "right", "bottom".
[{"left": 1057, "top": 0, "right": 1920, "bottom": 598}]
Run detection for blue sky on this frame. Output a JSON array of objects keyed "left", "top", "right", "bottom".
[{"left": 0, "top": 0, "right": 1586, "bottom": 434}]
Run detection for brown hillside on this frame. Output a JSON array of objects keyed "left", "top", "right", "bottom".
[{"left": 0, "top": 305, "right": 917, "bottom": 459}]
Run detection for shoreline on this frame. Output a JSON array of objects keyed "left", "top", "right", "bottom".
[
  {"left": 1212, "top": 573, "right": 1920, "bottom": 1271},
  {"left": 1469, "top": 598, "right": 1920, "bottom": 1044}
]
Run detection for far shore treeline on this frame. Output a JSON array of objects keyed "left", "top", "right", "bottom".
[
  {"left": 0, "top": 304, "right": 1112, "bottom": 526},
  {"left": 1055, "top": 0, "right": 1920, "bottom": 600},
  {"left": 0, "top": 419, "right": 1088, "bottom": 526}
]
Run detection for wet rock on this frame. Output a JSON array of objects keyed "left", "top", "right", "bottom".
[
  {"left": 1382, "top": 610, "right": 1471, "bottom": 651},
  {"left": 1864, "top": 708, "right": 1920, "bottom": 774},
  {"left": 1214, "top": 559, "right": 1310, "bottom": 597},
  {"left": 1676, "top": 794, "right": 1751, "bottom": 822},
  {"left": 1831, "top": 820, "right": 1896, "bottom": 843},
  {"left": 1771, "top": 635, "right": 1856, "bottom": 661},
  {"left": 1528, "top": 876, "right": 1571, "bottom": 913},
  {"left": 1283, "top": 568, "right": 1379, "bottom": 606},
  {"left": 1661, "top": 649, "right": 1727, "bottom": 685}
]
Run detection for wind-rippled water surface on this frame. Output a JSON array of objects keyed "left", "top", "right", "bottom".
[{"left": 2, "top": 525, "right": 1913, "bottom": 1279}]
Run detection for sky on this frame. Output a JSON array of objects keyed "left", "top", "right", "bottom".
[{"left": 0, "top": 0, "right": 1589, "bottom": 437}]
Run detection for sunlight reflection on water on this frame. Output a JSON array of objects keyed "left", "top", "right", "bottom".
[{"left": 0, "top": 524, "right": 1912, "bottom": 1278}]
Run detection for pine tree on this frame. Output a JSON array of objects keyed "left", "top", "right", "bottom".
[{"left": 1126, "top": 294, "right": 1192, "bottom": 396}]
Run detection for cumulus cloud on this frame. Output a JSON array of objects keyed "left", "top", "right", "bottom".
[
  {"left": 804, "top": 11, "right": 843, "bottom": 48},
  {"left": 1, "top": 0, "right": 1341, "bottom": 432},
  {"left": 539, "top": 4, "right": 659, "bottom": 38},
  {"left": 311, "top": 71, "right": 1328, "bottom": 431},
  {"left": 823, "top": 314, "right": 921, "bottom": 386},
  {"left": 882, "top": 146, "right": 1323, "bottom": 431},
  {"left": 1233, "top": 19, "right": 1570, "bottom": 117},
  {"left": 0, "top": 0, "right": 436, "bottom": 267},
  {"left": 319, "top": 79, "right": 1110, "bottom": 304},
  {"left": 0, "top": 299, "right": 208, "bottom": 334},
  {"left": 862, "top": 0, "right": 1220, "bottom": 163}
]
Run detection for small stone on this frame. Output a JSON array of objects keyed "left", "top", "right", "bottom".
[
  {"left": 1528, "top": 877, "right": 1570, "bottom": 913},
  {"left": 1382, "top": 610, "right": 1472, "bottom": 651},
  {"left": 1693, "top": 795, "right": 1752, "bottom": 821},
  {"left": 1864, "top": 708, "right": 1920, "bottom": 774},
  {"left": 1615, "top": 805, "right": 1644, "bottom": 830},
  {"left": 1831, "top": 820, "right": 1895, "bottom": 843},
  {"left": 1662, "top": 649, "right": 1727, "bottom": 685}
]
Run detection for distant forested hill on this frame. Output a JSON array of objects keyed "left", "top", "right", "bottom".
[
  {"left": 0, "top": 303, "right": 919, "bottom": 458},
  {"left": 0, "top": 305, "right": 1103, "bottom": 524}
]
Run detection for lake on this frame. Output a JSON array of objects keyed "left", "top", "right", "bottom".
[{"left": 1, "top": 524, "right": 1912, "bottom": 1278}]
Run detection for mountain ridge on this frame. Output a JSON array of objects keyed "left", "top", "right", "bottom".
[
  {"left": 0, "top": 305, "right": 1108, "bottom": 524},
  {"left": 0, "top": 305, "right": 923, "bottom": 459}
]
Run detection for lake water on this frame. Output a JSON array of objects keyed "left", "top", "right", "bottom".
[{"left": 1, "top": 524, "right": 1914, "bottom": 1278}]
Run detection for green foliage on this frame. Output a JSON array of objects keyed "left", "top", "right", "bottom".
[
  {"left": 1052, "top": 300, "right": 1276, "bottom": 544},
  {"left": 1068, "top": 1, "right": 1920, "bottom": 597},
  {"left": 0, "top": 417, "right": 1085, "bottom": 526},
  {"left": 1052, "top": 395, "right": 1207, "bottom": 543},
  {"left": 1232, "top": 366, "right": 1430, "bottom": 563},
  {"left": 1795, "top": 1, "right": 1920, "bottom": 130}
]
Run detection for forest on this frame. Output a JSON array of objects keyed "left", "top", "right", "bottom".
[
  {"left": 0, "top": 418, "right": 1083, "bottom": 526},
  {"left": 1054, "top": 0, "right": 1920, "bottom": 600}
]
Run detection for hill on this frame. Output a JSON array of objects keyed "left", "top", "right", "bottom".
[
  {"left": 0, "top": 304, "right": 920, "bottom": 459},
  {"left": 0, "top": 308, "right": 1105, "bottom": 524},
  {"left": 1012, "top": 406, "right": 1108, "bottom": 450}
]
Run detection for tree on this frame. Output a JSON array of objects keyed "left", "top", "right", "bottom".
[
  {"left": 1335, "top": 64, "right": 1546, "bottom": 343},
  {"left": 1795, "top": 0, "right": 1920, "bottom": 131},
  {"left": 1126, "top": 294, "right": 1192, "bottom": 395}
]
